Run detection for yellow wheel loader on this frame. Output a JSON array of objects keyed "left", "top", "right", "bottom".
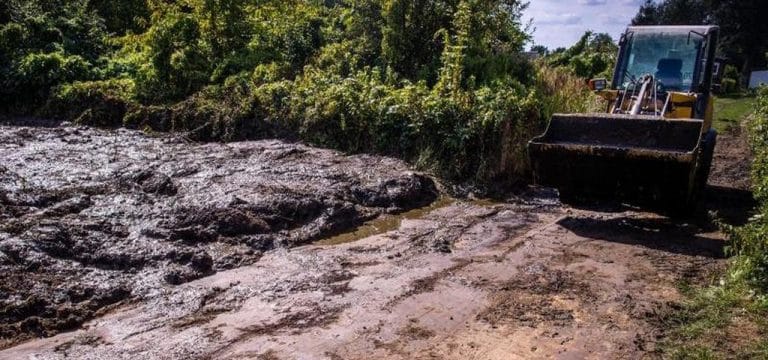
[{"left": 528, "top": 25, "right": 720, "bottom": 213}]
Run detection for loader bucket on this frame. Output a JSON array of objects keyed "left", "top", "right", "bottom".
[{"left": 528, "top": 113, "right": 705, "bottom": 211}]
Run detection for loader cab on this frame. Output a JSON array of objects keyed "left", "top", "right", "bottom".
[{"left": 610, "top": 26, "right": 719, "bottom": 120}]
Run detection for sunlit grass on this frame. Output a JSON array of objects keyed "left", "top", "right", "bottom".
[
  {"left": 660, "top": 283, "right": 768, "bottom": 359},
  {"left": 713, "top": 94, "right": 756, "bottom": 132}
]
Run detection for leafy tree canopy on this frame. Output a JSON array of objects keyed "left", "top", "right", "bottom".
[{"left": 631, "top": 0, "right": 768, "bottom": 79}]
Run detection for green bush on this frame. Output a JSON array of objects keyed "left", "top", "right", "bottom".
[
  {"left": 45, "top": 78, "right": 135, "bottom": 126},
  {"left": 10, "top": 51, "right": 92, "bottom": 101},
  {"left": 729, "top": 86, "right": 768, "bottom": 294},
  {"left": 722, "top": 64, "right": 742, "bottom": 93},
  {"left": 721, "top": 78, "right": 738, "bottom": 94},
  {"left": 545, "top": 31, "right": 617, "bottom": 80},
  {"left": 0, "top": 0, "right": 108, "bottom": 110}
]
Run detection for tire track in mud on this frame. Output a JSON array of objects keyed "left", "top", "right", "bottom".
[{"left": 0, "top": 199, "right": 730, "bottom": 360}]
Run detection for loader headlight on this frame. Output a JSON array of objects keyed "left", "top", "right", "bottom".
[{"left": 589, "top": 78, "right": 607, "bottom": 91}]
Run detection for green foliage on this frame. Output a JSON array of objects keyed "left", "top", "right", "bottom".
[
  {"left": 534, "top": 65, "right": 602, "bottom": 120},
  {"left": 632, "top": 0, "right": 707, "bottom": 26},
  {"left": 727, "top": 86, "right": 768, "bottom": 294},
  {"left": 0, "top": 0, "right": 107, "bottom": 109},
  {"left": 11, "top": 51, "right": 92, "bottom": 101},
  {"left": 752, "top": 88, "right": 768, "bottom": 203},
  {"left": 137, "top": 7, "right": 210, "bottom": 102},
  {"left": 89, "top": 0, "right": 150, "bottom": 35},
  {"left": 381, "top": 0, "right": 451, "bottom": 82},
  {"left": 1, "top": 0, "right": 571, "bottom": 183},
  {"left": 720, "top": 64, "right": 742, "bottom": 94},
  {"left": 660, "top": 87, "right": 768, "bottom": 360},
  {"left": 720, "top": 78, "right": 738, "bottom": 95},
  {"left": 631, "top": 0, "right": 768, "bottom": 83},
  {"left": 381, "top": 0, "right": 529, "bottom": 85},
  {"left": 660, "top": 282, "right": 768, "bottom": 359},
  {"left": 46, "top": 78, "right": 135, "bottom": 126},
  {"left": 545, "top": 31, "right": 617, "bottom": 80},
  {"left": 156, "top": 62, "right": 544, "bottom": 181}
]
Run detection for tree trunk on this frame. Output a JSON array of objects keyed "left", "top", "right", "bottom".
[{"left": 741, "top": 56, "right": 752, "bottom": 88}]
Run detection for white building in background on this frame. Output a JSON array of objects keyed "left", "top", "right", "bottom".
[{"left": 750, "top": 70, "right": 768, "bottom": 88}]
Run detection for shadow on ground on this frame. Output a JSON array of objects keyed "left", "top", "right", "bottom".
[
  {"left": 556, "top": 183, "right": 756, "bottom": 259},
  {"left": 700, "top": 185, "right": 756, "bottom": 226},
  {"left": 557, "top": 215, "right": 726, "bottom": 258}
]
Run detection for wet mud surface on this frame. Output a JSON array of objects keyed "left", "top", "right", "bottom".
[
  {"left": 0, "top": 125, "right": 436, "bottom": 348},
  {"left": 0, "top": 120, "right": 755, "bottom": 359}
]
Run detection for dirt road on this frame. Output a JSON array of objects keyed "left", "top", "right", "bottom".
[{"left": 0, "top": 124, "right": 753, "bottom": 359}]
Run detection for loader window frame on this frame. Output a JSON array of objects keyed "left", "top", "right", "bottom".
[{"left": 613, "top": 30, "right": 705, "bottom": 93}]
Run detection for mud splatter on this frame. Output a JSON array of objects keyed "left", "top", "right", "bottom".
[{"left": 0, "top": 124, "right": 437, "bottom": 348}]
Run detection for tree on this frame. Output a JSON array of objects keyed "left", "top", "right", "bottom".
[
  {"left": 632, "top": 0, "right": 706, "bottom": 25},
  {"left": 658, "top": 0, "right": 706, "bottom": 24},
  {"left": 589, "top": 33, "right": 617, "bottom": 54},
  {"left": 545, "top": 31, "right": 617, "bottom": 79},
  {"left": 89, "top": 0, "right": 150, "bottom": 35},
  {"left": 708, "top": 0, "right": 768, "bottom": 83},
  {"left": 631, "top": 0, "right": 659, "bottom": 25},
  {"left": 630, "top": 0, "right": 768, "bottom": 84},
  {"left": 381, "top": 0, "right": 454, "bottom": 82},
  {"left": 0, "top": 1, "right": 12, "bottom": 23},
  {"left": 382, "top": 0, "right": 529, "bottom": 84},
  {"left": 531, "top": 44, "right": 548, "bottom": 56}
]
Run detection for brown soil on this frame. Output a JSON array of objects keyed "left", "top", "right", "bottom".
[
  {"left": 0, "top": 120, "right": 755, "bottom": 359},
  {"left": 709, "top": 125, "right": 752, "bottom": 191},
  {"left": 701, "top": 124, "right": 757, "bottom": 225}
]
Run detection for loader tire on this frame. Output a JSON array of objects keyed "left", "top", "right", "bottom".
[{"left": 691, "top": 129, "right": 717, "bottom": 206}]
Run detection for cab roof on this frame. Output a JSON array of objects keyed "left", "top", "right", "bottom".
[{"left": 625, "top": 25, "right": 719, "bottom": 35}]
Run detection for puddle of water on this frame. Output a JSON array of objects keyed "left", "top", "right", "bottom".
[
  {"left": 468, "top": 198, "right": 506, "bottom": 207},
  {"left": 314, "top": 196, "right": 456, "bottom": 246}
]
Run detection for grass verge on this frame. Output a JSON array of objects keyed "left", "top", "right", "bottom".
[
  {"left": 661, "top": 87, "right": 768, "bottom": 359},
  {"left": 713, "top": 94, "right": 755, "bottom": 132},
  {"left": 660, "top": 283, "right": 768, "bottom": 359}
]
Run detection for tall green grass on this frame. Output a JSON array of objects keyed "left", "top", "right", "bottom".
[{"left": 713, "top": 94, "right": 756, "bottom": 132}]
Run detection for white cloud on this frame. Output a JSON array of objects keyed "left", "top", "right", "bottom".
[
  {"left": 578, "top": 0, "right": 607, "bottom": 5},
  {"left": 536, "top": 13, "right": 582, "bottom": 26},
  {"left": 525, "top": 0, "right": 642, "bottom": 48}
]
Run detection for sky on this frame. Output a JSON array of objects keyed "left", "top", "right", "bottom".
[{"left": 523, "top": 0, "right": 647, "bottom": 50}]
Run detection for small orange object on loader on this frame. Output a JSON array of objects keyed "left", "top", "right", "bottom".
[{"left": 528, "top": 26, "right": 720, "bottom": 213}]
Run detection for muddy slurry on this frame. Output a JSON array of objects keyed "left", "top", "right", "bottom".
[
  {"left": 0, "top": 195, "right": 727, "bottom": 359},
  {"left": 0, "top": 125, "right": 437, "bottom": 348},
  {"left": 0, "top": 120, "right": 751, "bottom": 359}
]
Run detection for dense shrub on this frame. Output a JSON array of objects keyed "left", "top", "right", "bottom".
[
  {"left": 45, "top": 79, "right": 135, "bottom": 126},
  {"left": 534, "top": 65, "right": 602, "bottom": 120},
  {"left": 721, "top": 64, "right": 743, "bottom": 93},
  {"left": 729, "top": 86, "right": 768, "bottom": 294},
  {"left": 720, "top": 78, "right": 738, "bottom": 95},
  {"left": 0, "top": 0, "right": 108, "bottom": 110},
  {"left": 126, "top": 63, "right": 548, "bottom": 181},
  {"left": 545, "top": 31, "right": 617, "bottom": 80}
]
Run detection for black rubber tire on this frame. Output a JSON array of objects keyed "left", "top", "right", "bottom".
[{"left": 690, "top": 129, "right": 717, "bottom": 206}]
